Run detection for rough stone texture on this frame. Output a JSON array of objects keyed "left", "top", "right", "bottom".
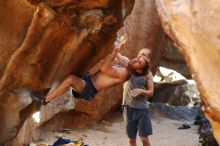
[
  {"left": 156, "top": 0, "right": 220, "bottom": 143},
  {"left": 8, "top": 91, "right": 79, "bottom": 145},
  {"left": 152, "top": 81, "right": 200, "bottom": 106},
  {"left": 159, "top": 40, "right": 191, "bottom": 78},
  {"left": 150, "top": 103, "right": 201, "bottom": 121},
  {"left": 0, "top": 0, "right": 135, "bottom": 144},
  {"left": 39, "top": 84, "right": 123, "bottom": 135}
]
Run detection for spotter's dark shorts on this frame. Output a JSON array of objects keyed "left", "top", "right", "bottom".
[
  {"left": 72, "top": 72, "right": 97, "bottom": 100},
  {"left": 123, "top": 106, "right": 152, "bottom": 138}
]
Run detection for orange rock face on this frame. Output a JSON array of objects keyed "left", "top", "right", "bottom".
[
  {"left": 0, "top": 0, "right": 135, "bottom": 144},
  {"left": 156, "top": 0, "right": 220, "bottom": 143}
]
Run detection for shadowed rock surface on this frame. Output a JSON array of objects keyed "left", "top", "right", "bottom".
[
  {"left": 159, "top": 40, "right": 191, "bottom": 78},
  {"left": 156, "top": 0, "right": 220, "bottom": 143},
  {"left": 150, "top": 103, "right": 201, "bottom": 121},
  {"left": 0, "top": 0, "right": 135, "bottom": 144}
]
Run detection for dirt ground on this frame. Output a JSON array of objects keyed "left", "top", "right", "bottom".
[{"left": 43, "top": 114, "right": 199, "bottom": 146}]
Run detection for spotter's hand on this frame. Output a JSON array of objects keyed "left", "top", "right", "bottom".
[{"left": 129, "top": 88, "right": 144, "bottom": 97}]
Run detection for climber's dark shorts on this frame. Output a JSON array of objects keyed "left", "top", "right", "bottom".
[
  {"left": 123, "top": 106, "right": 153, "bottom": 138},
  {"left": 72, "top": 72, "right": 97, "bottom": 100}
]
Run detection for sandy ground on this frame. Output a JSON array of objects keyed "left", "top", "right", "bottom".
[{"left": 43, "top": 115, "right": 199, "bottom": 146}]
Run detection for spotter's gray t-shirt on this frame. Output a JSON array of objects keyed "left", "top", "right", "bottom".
[{"left": 123, "top": 75, "right": 149, "bottom": 109}]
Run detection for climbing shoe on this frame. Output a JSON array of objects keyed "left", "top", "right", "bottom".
[{"left": 31, "top": 88, "right": 51, "bottom": 105}]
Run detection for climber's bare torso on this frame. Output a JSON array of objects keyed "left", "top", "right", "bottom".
[
  {"left": 89, "top": 52, "right": 130, "bottom": 91},
  {"left": 91, "top": 66, "right": 129, "bottom": 91}
]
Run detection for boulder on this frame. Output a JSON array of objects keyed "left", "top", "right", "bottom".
[
  {"left": 154, "top": 66, "right": 187, "bottom": 82},
  {"left": 151, "top": 67, "right": 200, "bottom": 106},
  {"left": 0, "top": 0, "right": 135, "bottom": 144},
  {"left": 156, "top": 0, "right": 220, "bottom": 143},
  {"left": 152, "top": 81, "right": 200, "bottom": 106},
  {"left": 150, "top": 103, "right": 201, "bottom": 121}
]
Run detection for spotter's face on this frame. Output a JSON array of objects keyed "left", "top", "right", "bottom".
[{"left": 137, "top": 49, "right": 151, "bottom": 63}]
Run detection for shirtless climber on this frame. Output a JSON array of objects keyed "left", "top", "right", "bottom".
[{"left": 31, "top": 35, "right": 150, "bottom": 104}]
